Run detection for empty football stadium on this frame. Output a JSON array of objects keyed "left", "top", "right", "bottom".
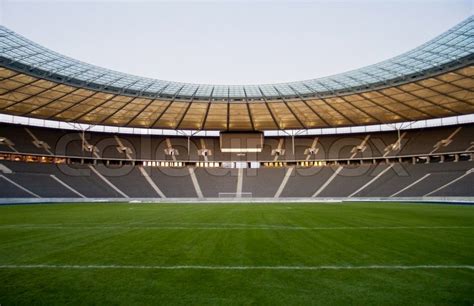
[{"left": 0, "top": 9, "right": 473, "bottom": 305}]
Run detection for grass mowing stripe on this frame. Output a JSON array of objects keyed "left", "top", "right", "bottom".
[
  {"left": 0, "top": 264, "right": 473, "bottom": 270},
  {"left": 0, "top": 225, "right": 472, "bottom": 230},
  {"left": 0, "top": 203, "right": 472, "bottom": 305}
]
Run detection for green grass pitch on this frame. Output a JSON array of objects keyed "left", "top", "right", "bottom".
[{"left": 0, "top": 202, "right": 473, "bottom": 305}]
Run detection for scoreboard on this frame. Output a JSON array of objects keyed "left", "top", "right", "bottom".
[{"left": 219, "top": 132, "right": 264, "bottom": 153}]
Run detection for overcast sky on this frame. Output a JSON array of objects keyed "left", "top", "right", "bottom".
[{"left": 0, "top": 0, "right": 472, "bottom": 85}]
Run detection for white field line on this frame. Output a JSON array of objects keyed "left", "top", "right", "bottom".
[
  {"left": 0, "top": 225, "right": 472, "bottom": 231},
  {"left": 390, "top": 173, "right": 431, "bottom": 197},
  {"left": 49, "top": 175, "right": 86, "bottom": 198},
  {"left": 274, "top": 166, "right": 294, "bottom": 198},
  {"left": 0, "top": 264, "right": 472, "bottom": 271}
]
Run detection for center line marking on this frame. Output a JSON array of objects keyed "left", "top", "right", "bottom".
[
  {"left": 0, "top": 264, "right": 472, "bottom": 271},
  {"left": 0, "top": 225, "right": 472, "bottom": 230}
]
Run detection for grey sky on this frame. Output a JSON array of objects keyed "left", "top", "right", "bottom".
[{"left": 0, "top": 0, "right": 472, "bottom": 85}]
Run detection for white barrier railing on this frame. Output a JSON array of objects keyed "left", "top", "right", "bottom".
[{"left": 0, "top": 197, "right": 473, "bottom": 205}]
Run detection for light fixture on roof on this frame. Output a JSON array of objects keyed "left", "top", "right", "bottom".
[
  {"left": 272, "top": 148, "right": 285, "bottom": 156},
  {"left": 117, "top": 146, "right": 133, "bottom": 155},
  {"left": 304, "top": 147, "right": 319, "bottom": 155},
  {"left": 351, "top": 144, "right": 367, "bottom": 154},
  {"left": 164, "top": 148, "right": 179, "bottom": 156},
  {"left": 32, "top": 139, "right": 50, "bottom": 150},
  {"left": 198, "top": 149, "right": 212, "bottom": 157},
  {"left": 0, "top": 137, "right": 14, "bottom": 146},
  {"left": 83, "top": 143, "right": 99, "bottom": 153}
]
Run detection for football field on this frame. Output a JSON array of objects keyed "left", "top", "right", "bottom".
[{"left": 0, "top": 202, "right": 473, "bottom": 305}]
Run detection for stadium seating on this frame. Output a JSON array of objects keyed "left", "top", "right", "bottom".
[
  {"left": 0, "top": 123, "right": 473, "bottom": 199},
  {"left": 1, "top": 123, "right": 473, "bottom": 160}
]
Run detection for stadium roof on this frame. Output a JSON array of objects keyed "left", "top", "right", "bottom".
[{"left": 0, "top": 17, "right": 473, "bottom": 131}]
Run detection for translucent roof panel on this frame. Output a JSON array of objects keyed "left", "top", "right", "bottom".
[
  {"left": 194, "top": 85, "right": 214, "bottom": 98},
  {"left": 0, "top": 16, "right": 472, "bottom": 100},
  {"left": 228, "top": 85, "right": 245, "bottom": 98},
  {"left": 259, "top": 85, "right": 279, "bottom": 98},
  {"left": 177, "top": 83, "right": 199, "bottom": 97},
  {"left": 212, "top": 86, "right": 228, "bottom": 99},
  {"left": 1, "top": 65, "right": 473, "bottom": 131},
  {"left": 243, "top": 85, "right": 262, "bottom": 99}
]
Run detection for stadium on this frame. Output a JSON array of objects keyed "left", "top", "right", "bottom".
[{"left": 0, "top": 6, "right": 473, "bottom": 305}]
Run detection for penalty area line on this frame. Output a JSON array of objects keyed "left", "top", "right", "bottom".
[{"left": 0, "top": 264, "right": 473, "bottom": 271}]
